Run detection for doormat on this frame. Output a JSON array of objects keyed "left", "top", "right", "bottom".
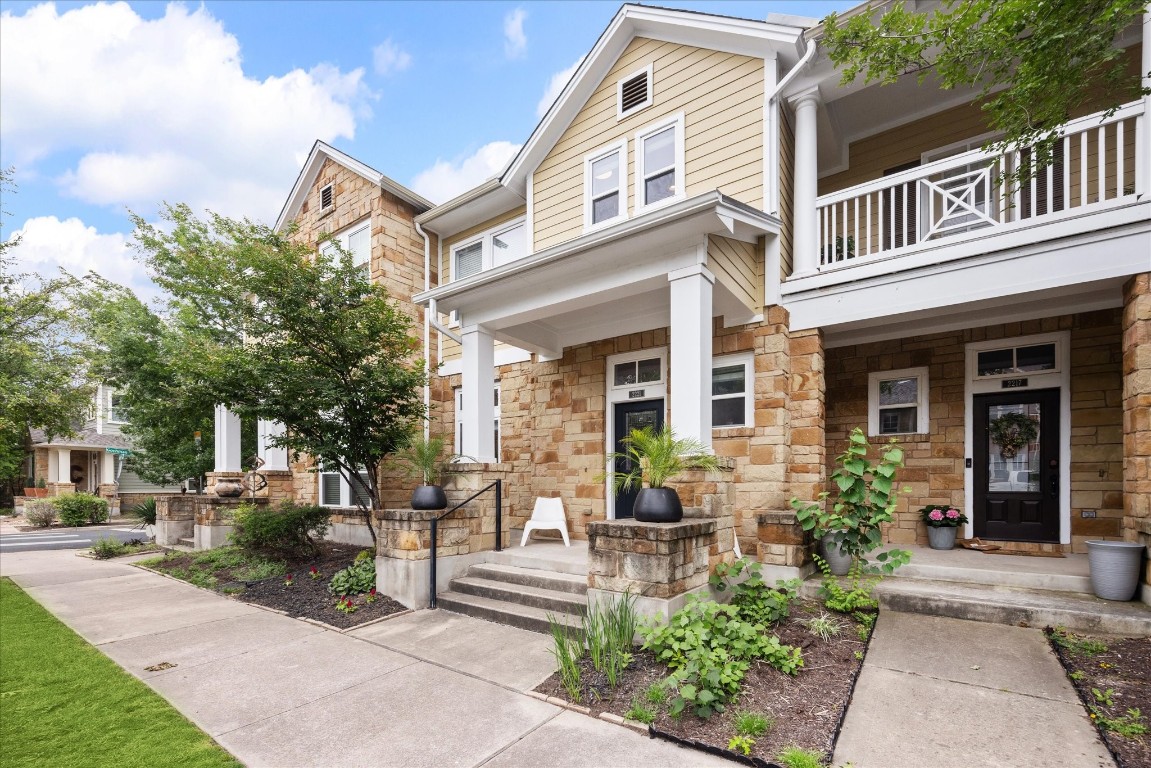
[{"left": 982, "top": 548, "right": 1065, "bottom": 558}]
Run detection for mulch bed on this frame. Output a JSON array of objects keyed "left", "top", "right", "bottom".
[
  {"left": 1045, "top": 628, "right": 1151, "bottom": 768},
  {"left": 536, "top": 599, "right": 871, "bottom": 764},
  {"left": 149, "top": 543, "right": 406, "bottom": 630}
]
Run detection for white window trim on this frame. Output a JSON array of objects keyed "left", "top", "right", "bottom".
[
  {"left": 608, "top": 349, "right": 666, "bottom": 391},
  {"left": 318, "top": 467, "right": 371, "bottom": 508},
  {"left": 454, "top": 384, "right": 501, "bottom": 457},
  {"left": 634, "top": 112, "right": 685, "bottom": 215},
  {"left": 106, "top": 387, "right": 127, "bottom": 425},
  {"left": 968, "top": 337, "right": 1063, "bottom": 380},
  {"left": 583, "top": 139, "right": 628, "bottom": 232},
  {"left": 449, "top": 216, "right": 527, "bottom": 282},
  {"left": 616, "top": 63, "right": 653, "bottom": 120},
  {"left": 712, "top": 353, "right": 753, "bottom": 429},
  {"left": 321, "top": 218, "right": 372, "bottom": 272},
  {"left": 867, "top": 366, "right": 929, "bottom": 436}
]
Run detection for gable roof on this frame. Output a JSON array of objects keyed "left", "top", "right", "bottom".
[
  {"left": 275, "top": 140, "right": 433, "bottom": 231},
  {"left": 498, "top": 3, "right": 809, "bottom": 197}
]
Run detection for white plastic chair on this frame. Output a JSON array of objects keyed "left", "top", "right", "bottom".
[{"left": 520, "top": 497, "right": 571, "bottom": 547}]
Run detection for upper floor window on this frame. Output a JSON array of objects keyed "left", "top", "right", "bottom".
[
  {"left": 584, "top": 140, "right": 627, "bottom": 230},
  {"left": 868, "top": 367, "right": 929, "bottom": 436},
  {"left": 635, "top": 113, "right": 684, "bottom": 212},
  {"left": 712, "top": 354, "right": 752, "bottom": 428},
  {"left": 321, "top": 219, "right": 371, "bottom": 278},
  {"left": 617, "top": 64, "right": 653, "bottom": 120},
  {"left": 451, "top": 219, "right": 527, "bottom": 281},
  {"left": 107, "top": 390, "right": 126, "bottom": 424}
]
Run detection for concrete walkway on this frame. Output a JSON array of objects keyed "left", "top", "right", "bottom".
[
  {"left": 0, "top": 549, "right": 727, "bottom": 768},
  {"left": 834, "top": 611, "right": 1116, "bottom": 768}
]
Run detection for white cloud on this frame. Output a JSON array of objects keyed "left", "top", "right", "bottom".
[
  {"left": 503, "top": 8, "right": 527, "bottom": 59},
  {"left": 7, "top": 216, "right": 159, "bottom": 302},
  {"left": 537, "top": 57, "right": 583, "bottom": 118},
  {"left": 373, "top": 38, "right": 412, "bottom": 76},
  {"left": 0, "top": 2, "right": 369, "bottom": 223},
  {"left": 410, "top": 142, "right": 522, "bottom": 204}
]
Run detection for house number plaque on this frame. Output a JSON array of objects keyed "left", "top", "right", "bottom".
[
  {"left": 628, "top": 389, "right": 645, "bottom": 399},
  {"left": 1001, "top": 378, "right": 1028, "bottom": 389}
]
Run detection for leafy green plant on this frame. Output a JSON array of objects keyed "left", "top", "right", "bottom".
[
  {"left": 645, "top": 682, "right": 668, "bottom": 705},
  {"left": 334, "top": 595, "right": 358, "bottom": 614},
  {"left": 733, "top": 710, "right": 773, "bottom": 738},
  {"left": 853, "top": 611, "right": 876, "bottom": 631},
  {"left": 1070, "top": 671, "right": 1085, "bottom": 681},
  {"left": 1093, "top": 688, "right": 1116, "bottom": 708},
  {"left": 91, "top": 536, "right": 127, "bottom": 559},
  {"left": 854, "top": 650, "right": 864, "bottom": 661},
  {"left": 327, "top": 550, "right": 376, "bottom": 595},
  {"left": 728, "top": 736, "right": 755, "bottom": 756},
  {"left": 791, "top": 428, "right": 911, "bottom": 573},
  {"left": 801, "top": 612, "right": 844, "bottom": 642},
  {"left": 602, "top": 425, "right": 720, "bottom": 492},
  {"left": 35, "top": 477, "right": 47, "bottom": 489},
  {"left": 1092, "top": 707, "right": 1147, "bottom": 738},
  {"left": 230, "top": 501, "right": 330, "bottom": 555},
  {"left": 55, "top": 493, "right": 109, "bottom": 526},
  {"left": 625, "top": 698, "right": 656, "bottom": 725},
  {"left": 776, "top": 745, "right": 824, "bottom": 768},
  {"left": 711, "top": 557, "right": 800, "bottom": 627},
  {"left": 640, "top": 596, "right": 802, "bottom": 718},
  {"left": 24, "top": 499, "right": 57, "bottom": 527},
  {"left": 547, "top": 615, "right": 583, "bottom": 703},
  {"left": 814, "top": 555, "right": 880, "bottom": 613},
  {"left": 396, "top": 434, "right": 470, "bottom": 486},
  {"left": 584, "top": 592, "right": 638, "bottom": 688},
  {"left": 127, "top": 497, "right": 157, "bottom": 527},
  {"left": 1049, "top": 627, "right": 1109, "bottom": 657}
]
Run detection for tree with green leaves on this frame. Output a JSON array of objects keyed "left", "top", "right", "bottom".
[
  {"left": 0, "top": 168, "right": 93, "bottom": 488},
  {"left": 822, "top": 0, "right": 1149, "bottom": 170},
  {"left": 121, "top": 204, "right": 428, "bottom": 540}
]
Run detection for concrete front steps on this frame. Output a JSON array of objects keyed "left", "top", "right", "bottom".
[{"left": 437, "top": 562, "right": 588, "bottom": 635}]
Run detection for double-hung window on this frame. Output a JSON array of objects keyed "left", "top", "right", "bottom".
[
  {"left": 868, "top": 367, "right": 929, "bottom": 436},
  {"left": 106, "top": 389, "right": 127, "bottom": 424},
  {"left": 584, "top": 139, "right": 627, "bottom": 230},
  {"left": 319, "top": 466, "right": 373, "bottom": 508},
  {"left": 635, "top": 113, "right": 684, "bottom": 212},
  {"left": 454, "top": 385, "right": 501, "bottom": 457},
  {"left": 321, "top": 219, "right": 371, "bottom": 278},
  {"left": 712, "top": 354, "right": 753, "bottom": 428},
  {"left": 451, "top": 219, "right": 527, "bottom": 281}
]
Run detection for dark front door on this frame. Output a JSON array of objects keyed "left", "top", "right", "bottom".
[
  {"left": 973, "top": 389, "right": 1060, "bottom": 542},
  {"left": 612, "top": 399, "right": 664, "bottom": 519}
]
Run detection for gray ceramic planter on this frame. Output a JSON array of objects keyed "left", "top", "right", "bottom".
[
  {"left": 821, "top": 532, "right": 853, "bottom": 575},
  {"left": 1086, "top": 540, "right": 1144, "bottom": 601}
]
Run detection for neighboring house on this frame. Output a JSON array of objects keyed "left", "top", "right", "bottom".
[
  {"left": 27, "top": 384, "right": 182, "bottom": 508},
  {"left": 405, "top": 1, "right": 1149, "bottom": 577}
]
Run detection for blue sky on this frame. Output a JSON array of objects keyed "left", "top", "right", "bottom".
[{"left": 0, "top": 0, "right": 853, "bottom": 297}]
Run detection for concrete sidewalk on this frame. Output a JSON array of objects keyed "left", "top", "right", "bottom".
[
  {"left": 834, "top": 611, "right": 1115, "bottom": 768},
  {"left": 1, "top": 549, "right": 726, "bottom": 768}
]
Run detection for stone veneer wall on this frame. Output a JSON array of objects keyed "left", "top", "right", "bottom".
[
  {"left": 1121, "top": 274, "right": 1150, "bottom": 588},
  {"left": 824, "top": 309, "right": 1124, "bottom": 552}
]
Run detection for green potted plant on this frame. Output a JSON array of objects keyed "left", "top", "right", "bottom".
[
  {"left": 398, "top": 434, "right": 465, "bottom": 511},
  {"left": 23, "top": 477, "right": 38, "bottom": 498},
  {"left": 988, "top": 411, "right": 1038, "bottom": 459},
  {"left": 791, "top": 428, "right": 912, "bottom": 575},
  {"left": 603, "top": 425, "right": 720, "bottom": 523},
  {"left": 919, "top": 504, "right": 968, "bottom": 550},
  {"left": 30, "top": 477, "right": 48, "bottom": 498}
]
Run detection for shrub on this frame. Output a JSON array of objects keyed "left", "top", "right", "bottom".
[
  {"left": 230, "top": 501, "right": 330, "bottom": 555},
  {"left": 91, "top": 536, "right": 127, "bottom": 559},
  {"left": 815, "top": 556, "right": 879, "bottom": 613},
  {"left": 25, "top": 499, "right": 57, "bottom": 527},
  {"left": 55, "top": 493, "right": 109, "bottom": 527},
  {"left": 710, "top": 557, "right": 800, "bottom": 626},
  {"left": 128, "top": 497, "right": 157, "bottom": 527},
  {"left": 327, "top": 550, "right": 376, "bottom": 595}
]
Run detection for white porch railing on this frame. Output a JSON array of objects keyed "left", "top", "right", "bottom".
[{"left": 815, "top": 102, "right": 1144, "bottom": 269}]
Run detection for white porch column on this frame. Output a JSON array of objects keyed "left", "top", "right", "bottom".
[
  {"left": 101, "top": 451, "right": 116, "bottom": 484},
  {"left": 214, "top": 404, "right": 242, "bottom": 472},
  {"left": 460, "top": 324, "right": 497, "bottom": 462},
  {"left": 258, "top": 419, "right": 289, "bottom": 471},
  {"left": 55, "top": 448, "right": 71, "bottom": 483},
  {"left": 668, "top": 265, "right": 714, "bottom": 452},
  {"left": 790, "top": 88, "right": 821, "bottom": 276},
  {"left": 47, "top": 450, "right": 59, "bottom": 484},
  {"left": 1138, "top": 10, "right": 1150, "bottom": 195}
]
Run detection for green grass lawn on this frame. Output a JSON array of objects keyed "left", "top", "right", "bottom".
[{"left": 0, "top": 578, "right": 240, "bottom": 768}]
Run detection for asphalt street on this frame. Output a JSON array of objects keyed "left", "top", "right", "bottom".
[{"left": 0, "top": 526, "right": 147, "bottom": 552}]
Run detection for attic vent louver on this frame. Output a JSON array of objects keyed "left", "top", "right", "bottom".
[
  {"left": 617, "top": 65, "right": 652, "bottom": 118},
  {"left": 320, "top": 184, "right": 334, "bottom": 210}
]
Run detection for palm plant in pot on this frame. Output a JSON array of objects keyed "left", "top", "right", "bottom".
[
  {"left": 603, "top": 425, "right": 720, "bottom": 523},
  {"left": 791, "top": 428, "right": 912, "bottom": 576},
  {"left": 398, "top": 434, "right": 461, "bottom": 511}
]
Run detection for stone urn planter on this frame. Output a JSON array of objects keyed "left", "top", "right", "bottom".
[
  {"left": 820, "top": 532, "right": 853, "bottom": 576},
  {"left": 212, "top": 479, "right": 244, "bottom": 498},
  {"left": 1086, "top": 541, "right": 1144, "bottom": 601},
  {"left": 927, "top": 526, "right": 958, "bottom": 550}
]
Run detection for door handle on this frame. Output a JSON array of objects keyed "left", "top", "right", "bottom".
[{"left": 1049, "top": 474, "right": 1058, "bottom": 498}]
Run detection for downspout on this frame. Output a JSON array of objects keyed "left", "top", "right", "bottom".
[
  {"left": 428, "top": 298, "right": 462, "bottom": 344},
  {"left": 769, "top": 38, "right": 816, "bottom": 106},
  {"left": 415, "top": 220, "right": 433, "bottom": 440}
]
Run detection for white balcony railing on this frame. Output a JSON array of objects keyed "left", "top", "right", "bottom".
[{"left": 815, "top": 102, "right": 1144, "bottom": 270}]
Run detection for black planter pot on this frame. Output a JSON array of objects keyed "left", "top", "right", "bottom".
[
  {"left": 411, "top": 485, "right": 447, "bottom": 511},
  {"left": 632, "top": 487, "right": 683, "bottom": 523}
]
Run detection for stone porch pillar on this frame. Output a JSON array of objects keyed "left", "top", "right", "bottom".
[
  {"left": 460, "top": 325, "right": 497, "bottom": 462},
  {"left": 790, "top": 88, "right": 821, "bottom": 277},
  {"left": 257, "top": 419, "right": 289, "bottom": 471},
  {"left": 1122, "top": 273, "right": 1151, "bottom": 601},
  {"left": 668, "top": 264, "right": 714, "bottom": 451}
]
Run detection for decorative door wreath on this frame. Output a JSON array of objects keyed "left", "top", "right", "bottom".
[{"left": 988, "top": 411, "right": 1039, "bottom": 459}]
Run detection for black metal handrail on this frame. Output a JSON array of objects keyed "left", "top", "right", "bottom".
[{"left": 429, "top": 479, "right": 501, "bottom": 609}]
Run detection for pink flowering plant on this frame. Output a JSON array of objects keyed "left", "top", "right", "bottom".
[{"left": 919, "top": 504, "right": 968, "bottom": 528}]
